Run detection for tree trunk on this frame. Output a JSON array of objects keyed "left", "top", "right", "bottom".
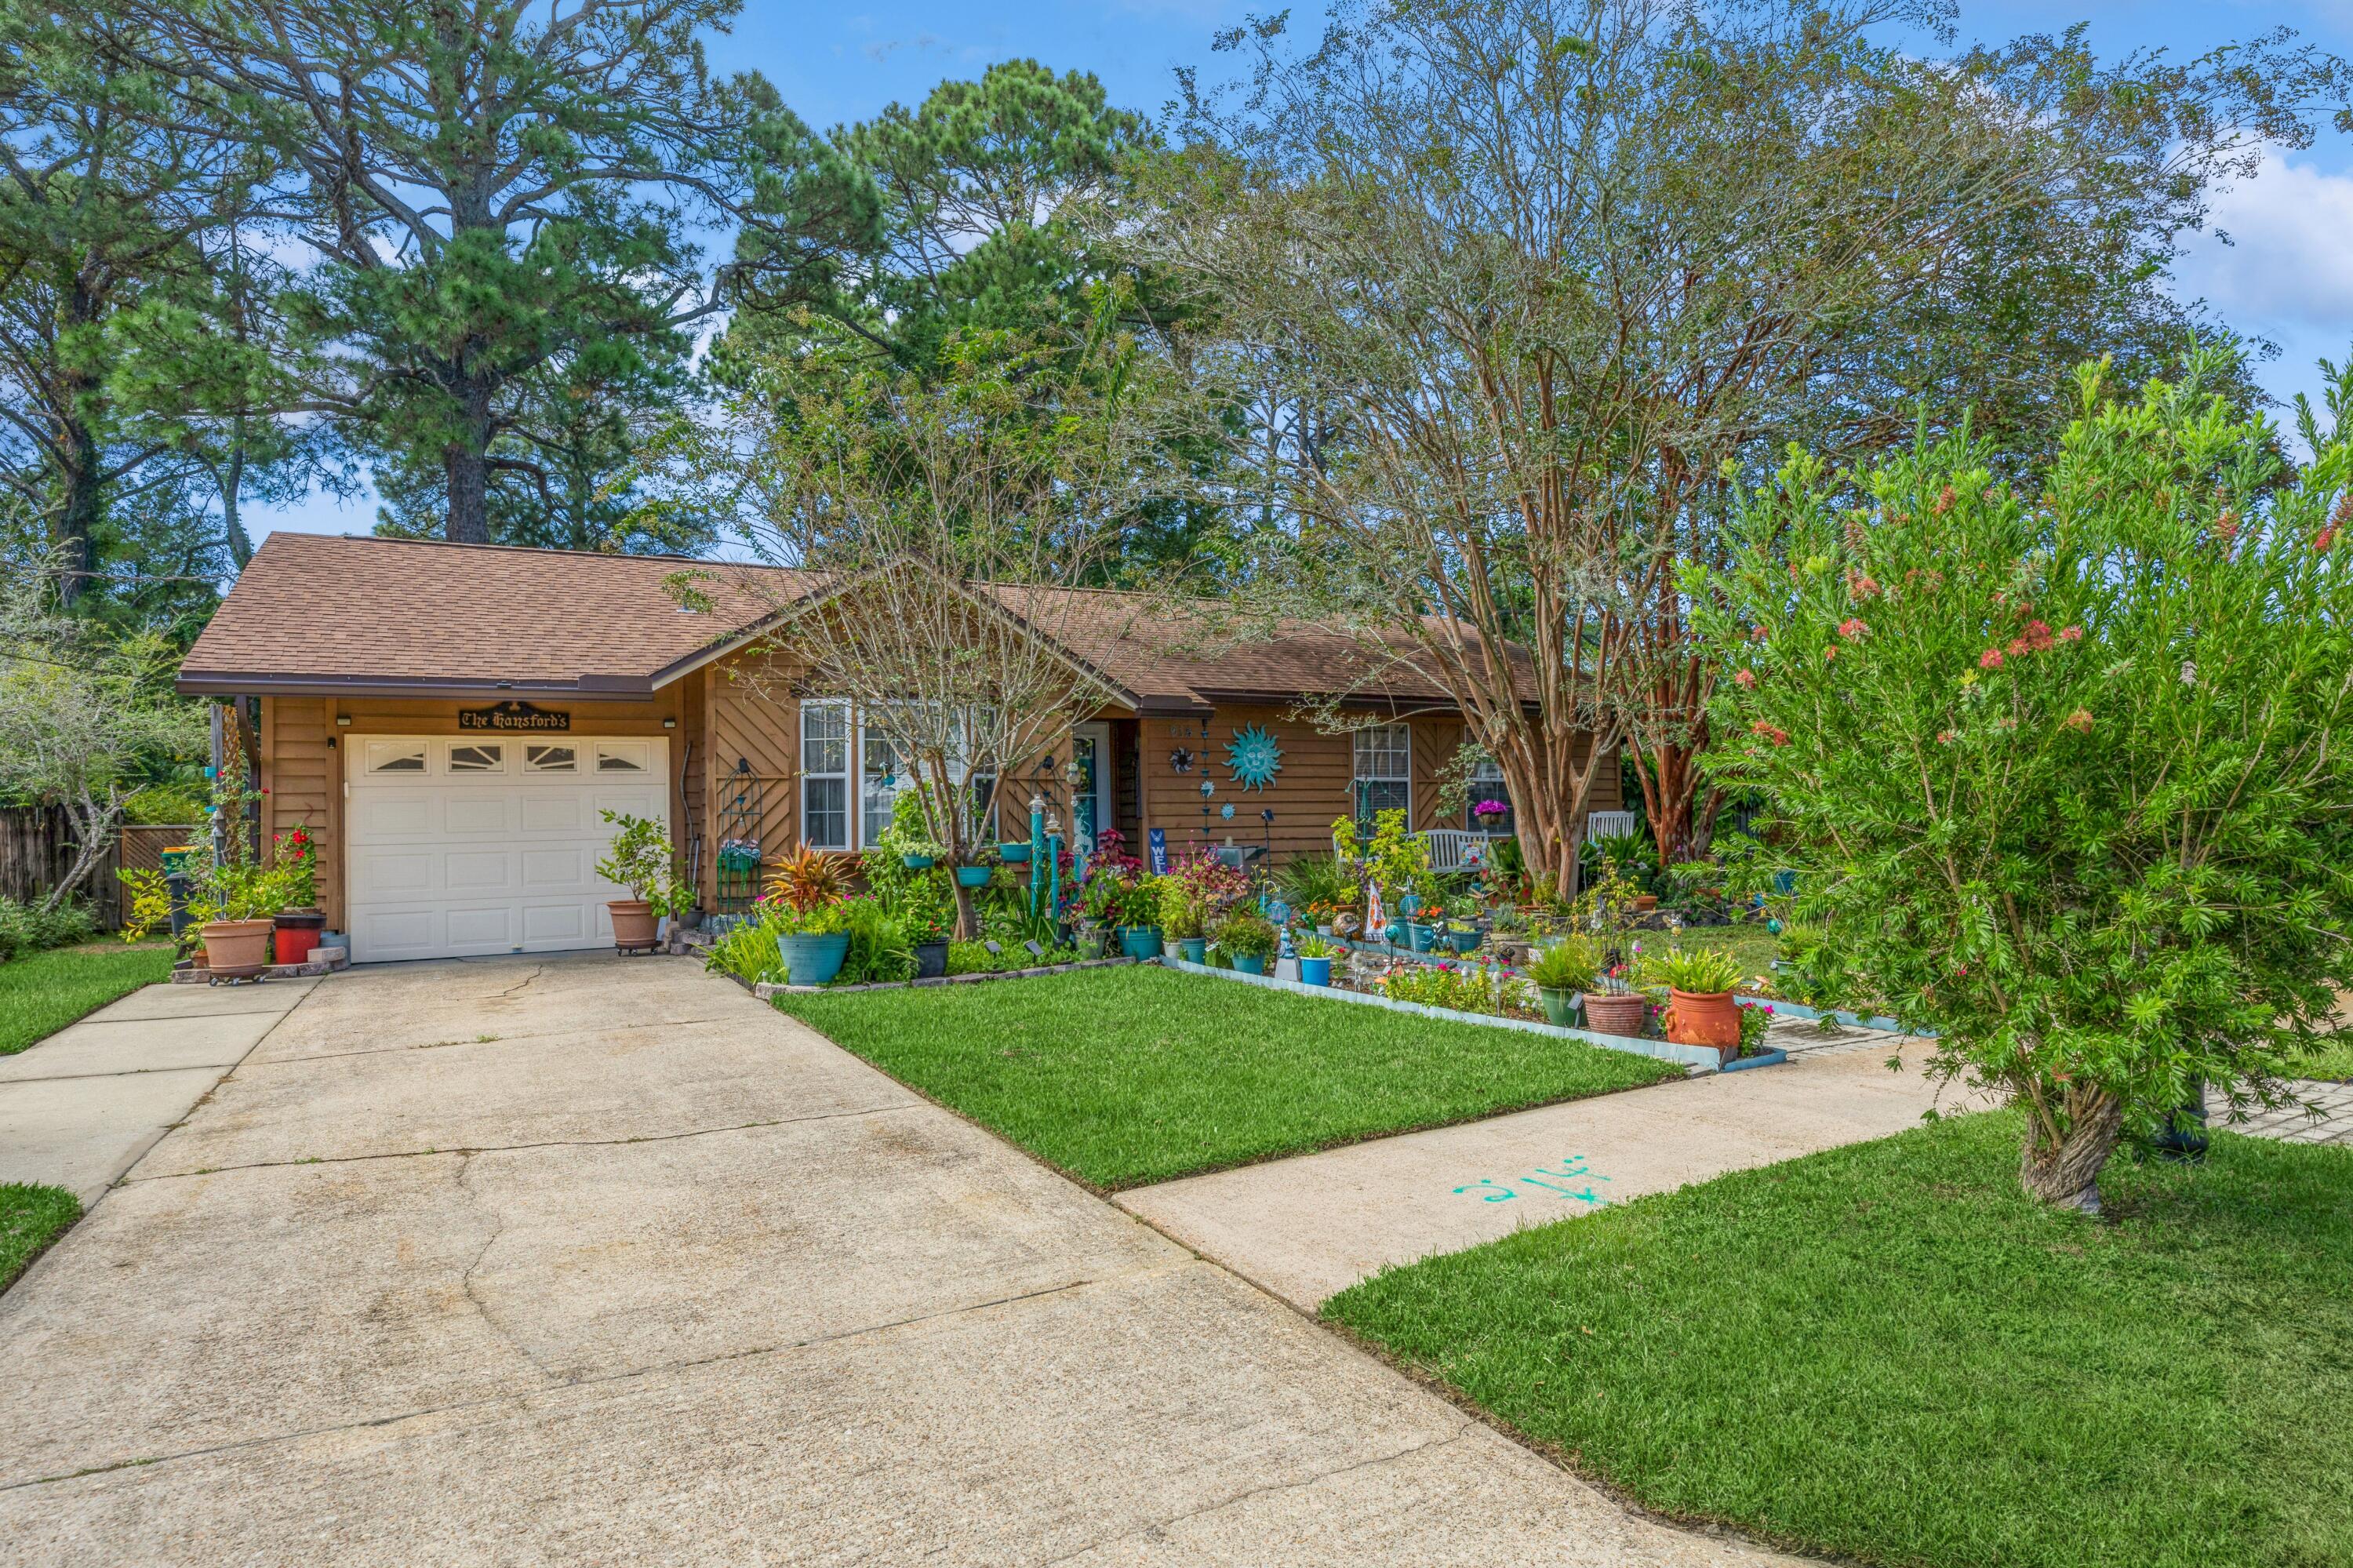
[
  {"left": 445, "top": 377, "right": 496, "bottom": 544},
  {"left": 1629, "top": 719, "right": 1716, "bottom": 865},
  {"left": 221, "top": 427, "right": 253, "bottom": 569},
  {"left": 53, "top": 406, "right": 101, "bottom": 608},
  {"left": 2018, "top": 1090, "right": 2124, "bottom": 1214}
]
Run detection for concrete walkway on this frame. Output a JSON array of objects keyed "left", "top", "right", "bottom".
[
  {"left": 0, "top": 953, "right": 1802, "bottom": 1566},
  {"left": 1120, "top": 1017, "right": 1968, "bottom": 1311},
  {"left": 0, "top": 978, "right": 316, "bottom": 1204}
]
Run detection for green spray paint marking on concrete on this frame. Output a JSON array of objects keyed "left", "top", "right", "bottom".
[{"left": 1453, "top": 1156, "right": 1611, "bottom": 1207}]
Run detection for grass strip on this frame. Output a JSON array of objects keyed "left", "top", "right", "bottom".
[
  {"left": 774, "top": 962, "right": 1681, "bottom": 1188},
  {"left": 0, "top": 1183, "right": 82, "bottom": 1294},
  {"left": 0, "top": 942, "right": 174, "bottom": 1056}
]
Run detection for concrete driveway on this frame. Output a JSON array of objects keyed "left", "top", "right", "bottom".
[{"left": 0, "top": 954, "right": 1800, "bottom": 1566}]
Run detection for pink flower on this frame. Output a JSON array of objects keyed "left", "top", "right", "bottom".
[
  {"left": 2020, "top": 620, "right": 2054, "bottom": 652},
  {"left": 2057, "top": 624, "right": 2084, "bottom": 642},
  {"left": 1751, "top": 625, "right": 1769, "bottom": 642},
  {"left": 1979, "top": 649, "right": 2005, "bottom": 670},
  {"left": 1824, "top": 646, "right": 1838, "bottom": 662},
  {"left": 1936, "top": 729, "right": 1957, "bottom": 744},
  {"left": 1838, "top": 617, "right": 1867, "bottom": 640},
  {"left": 1733, "top": 668, "right": 1757, "bottom": 689},
  {"left": 2064, "top": 709, "right": 2094, "bottom": 733},
  {"left": 1749, "top": 720, "right": 1790, "bottom": 747}
]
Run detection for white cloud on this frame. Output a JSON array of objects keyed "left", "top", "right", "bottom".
[{"left": 2175, "top": 151, "right": 2353, "bottom": 327}]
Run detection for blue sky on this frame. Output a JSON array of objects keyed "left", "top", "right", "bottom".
[{"left": 253, "top": 0, "right": 2353, "bottom": 544}]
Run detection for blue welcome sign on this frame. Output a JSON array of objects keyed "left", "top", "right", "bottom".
[{"left": 1147, "top": 827, "right": 1168, "bottom": 874}]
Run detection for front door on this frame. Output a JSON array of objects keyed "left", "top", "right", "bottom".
[{"left": 1071, "top": 722, "right": 1112, "bottom": 856}]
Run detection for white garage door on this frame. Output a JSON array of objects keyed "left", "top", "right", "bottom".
[{"left": 344, "top": 735, "right": 670, "bottom": 963}]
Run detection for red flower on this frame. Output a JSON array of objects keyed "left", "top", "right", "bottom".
[
  {"left": 2057, "top": 624, "right": 2084, "bottom": 642},
  {"left": 1824, "top": 646, "right": 1838, "bottom": 662},
  {"left": 2006, "top": 637, "right": 2028, "bottom": 657},
  {"left": 1749, "top": 720, "right": 1791, "bottom": 747},
  {"left": 1980, "top": 649, "right": 2005, "bottom": 670},
  {"left": 2064, "top": 709, "right": 2094, "bottom": 733},
  {"left": 1936, "top": 729, "right": 1957, "bottom": 744},
  {"left": 1933, "top": 483, "right": 1956, "bottom": 516},
  {"left": 1838, "top": 617, "right": 1867, "bottom": 640},
  {"left": 1750, "top": 625, "right": 1769, "bottom": 642},
  {"left": 2021, "top": 620, "right": 2054, "bottom": 651},
  {"left": 1733, "top": 668, "right": 1757, "bottom": 689},
  {"left": 2319, "top": 528, "right": 2338, "bottom": 554}
]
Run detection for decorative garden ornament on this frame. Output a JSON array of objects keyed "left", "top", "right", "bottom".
[{"left": 1224, "top": 725, "right": 1283, "bottom": 790}]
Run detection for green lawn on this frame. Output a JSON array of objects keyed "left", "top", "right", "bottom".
[
  {"left": 773, "top": 963, "right": 1682, "bottom": 1188},
  {"left": 1647, "top": 919, "right": 1779, "bottom": 981},
  {"left": 0, "top": 942, "right": 174, "bottom": 1056},
  {"left": 1326, "top": 1111, "right": 2353, "bottom": 1568},
  {"left": 1, "top": 1183, "right": 82, "bottom": 1294},
  {"left": 2285, "top": 1039, "right": 2353, "bottom": 1082}
]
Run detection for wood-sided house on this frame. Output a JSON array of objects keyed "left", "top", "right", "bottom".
[{"left": 179, "top": 534, "right": 1624, "bottom": 962}]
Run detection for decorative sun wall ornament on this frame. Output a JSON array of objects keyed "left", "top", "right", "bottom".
[
  {"left": 1224, "top": 725, "right": 1283, "bottom": 791},
  {"left": 1170, "top": 747, "right": 1195, "bottom": 774}
]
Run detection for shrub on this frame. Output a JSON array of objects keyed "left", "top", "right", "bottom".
[
  {"left": 1209, "top": 909, "right": 1278, "bottom": 960},
  {"left": 1526, "top": 933, "right": 1599, "bottom": 994},
  {"left": 1637, "top": 945, "right": 1746, "bottom": 995},
  {"left": 1293, "top": 933, "right": 1342, "bottom": 960},
  {"left": 1380, "top": 962, "right": 1519, "bottom": 1015},
  {"left": 1689, "top": 350, "right": 2353, "bottom": 1211},
  {"left": 834, "top": 897, "right": 915, "bottom": 984},
  {"left": 704, "top": 915, "right": 784, "bottom": 984},
  {"left": 595, "top": 810, "right": 688, "bottom": 914}
]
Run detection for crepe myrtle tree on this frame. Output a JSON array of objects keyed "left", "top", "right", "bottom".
[
  {"left": 683, "top": 326, "right": 1183, "bottom": 938},
  {"left": 1689, "top": 350, "right": 2353, "bottom": 1213}
]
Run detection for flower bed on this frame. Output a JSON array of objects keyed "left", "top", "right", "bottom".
[{"left": 1162, "top": 955, "right": 1726, "bottom": 1071}]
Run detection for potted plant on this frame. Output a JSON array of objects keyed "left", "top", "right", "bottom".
[
  {"left": 192, "top": 860, "right": 296, "bottom": 975},
  {"left": 1444, "top": 916, "right": 1481, "bottom": 955},
  {"left": 1211, "top": 909, "right": 1279, "bottom": 976},
  {"left": 596, "top": 810, "right": 685, "bottom": 951},
  {"left": 1638, "top": 945, "right": 1747, "bottom": 1060},
  {"left": 1525, "top": 934, "right": 1598, "bottom": 1028},
  {"left": 269, "top": 826, "right": 327, "bottom": 965},
  {"left": 998, "top": 836, "right": 1033, "bottom": 864},
  {"left": 1293, "top": 933, "right": 1340, "bottom": 987},
  {"left": 1406, "top": 900, "right": 1440, "bottom": 953},
  {"left": 1100, "top": 872, "right": 1161, "bottom": 959},
  {"left": 770, "top": 900, "right": 853, "bottom": 984},
  {"left": 899, "top": 830, "right": 944, "bottom": 871},
  {"left": 955, "top": 845, "right": 998, "bottom": 889},
  {"left": 1158, "top": 878, "right": 1209, "bottom": 963},
  {"left": 1471, "top": 799, "right": 1509, "bottom": 828}
]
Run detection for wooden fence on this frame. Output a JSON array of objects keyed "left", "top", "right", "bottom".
[{"left": 0, "top": 806, "right": 202, "bottom": 928}]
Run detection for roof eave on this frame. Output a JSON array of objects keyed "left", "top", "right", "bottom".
[{"left": 175, "top": 671, "right": 658, "bottom": 701}]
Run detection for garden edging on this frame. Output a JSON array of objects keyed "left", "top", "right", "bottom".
[
  {"left": 1162, "top": 956, "right": 1723, "bottom": 1071},
  {"left": 744, "top": 955, "right": 1140, "bottom": 999}
]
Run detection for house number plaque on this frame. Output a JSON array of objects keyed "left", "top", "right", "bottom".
[{"left": 459, "top": 700, "right": 571, "bottom": 733}]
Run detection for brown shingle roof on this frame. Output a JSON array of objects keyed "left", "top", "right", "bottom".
[
  {"left": 182, "top": 534, "right": 1518, "bottom": 712},
  {"left": 179, "top": 534, "right": 807, "bottom": 697}
]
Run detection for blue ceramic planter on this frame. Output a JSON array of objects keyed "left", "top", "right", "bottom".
[
  {"left": 955, "top": 865, "right": 993, "bottom": 888},
  {"left": 1297, "top": 955, "right": 1333, "bottom": 987},
  {"left": 901, "top": 853, "right": 934, "bottom": 869},
  {"left": 1232, "top": 953, "right": 1267, "bottom": 976},
  {"left": 775, "top": 931, "right": 850, "bottom": 986},
  {"left": 1446, "top": 928, "right": 1480, "bottom": 954},
  {"left": 1118, "top": 926, "right": 1162, "bottom": 959},
  {"left": 1406, "top": 922, "right": 1435, "bottom": 953},
  {"left": 1180, "top": 937, "right": 1207, "bottom": 963},
  {"left": 998, "top": 842, "right": 1032, "bottom": 864}
]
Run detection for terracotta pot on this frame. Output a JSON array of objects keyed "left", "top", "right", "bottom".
[
  {"left": 608, "top": 899, "right": 659, "bottom": 950},
  {"left": 199, "top": 919, "right": 275, "bottom": 973},
  {"left": 1632, "top": 894, "right": 1660, "bottom": 912},
  {"left": 1666, "top": 988, "right": 1743, "bottom": 1057},
  {"left": 1582, "top": 991, "right": 1647, "bottom": 1037}
]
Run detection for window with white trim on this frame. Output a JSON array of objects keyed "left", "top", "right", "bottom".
[
  {"left": 1352, "top": 724, "right": 1411, "bottom": 828},
  {"left": 801, "top": 700, "right": 851, "bottom": 850},
  {"left": 525, "top": 744, "right": 576, "bottom": 773},
  {"left": 447, "top": 744, "right": 503, "bottom": 773},
  {"left": 595, "top": 743, "right": 648, "bottom": 773},
  {"left": 1464, "top": 752, "right": 1513, "bottom": 834}
]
